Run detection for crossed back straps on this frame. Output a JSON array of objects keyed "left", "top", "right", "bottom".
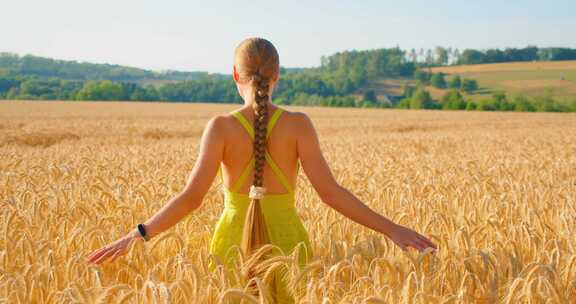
[{"left": 220, "top": 107, "right": 295, "bottom": 195}]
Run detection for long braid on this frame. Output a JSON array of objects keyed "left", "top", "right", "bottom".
[
  {"left": 240, "top": 73, "right": 270, "bottom": 257},
  {"left": 252, "top": 74, "right": 269, "bottom": 191}
]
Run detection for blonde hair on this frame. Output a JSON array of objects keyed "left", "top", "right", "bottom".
[{"left": 233, "top": 38, "right": 280, "bottom": 259}]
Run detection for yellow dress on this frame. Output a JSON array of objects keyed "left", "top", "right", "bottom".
[{"left": 208, "top": 107, "right": 313, "bottom": 303}]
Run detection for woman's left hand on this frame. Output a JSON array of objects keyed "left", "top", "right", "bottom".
[{"left": 86, "top": 229, "right": 140, "bottom": 265}]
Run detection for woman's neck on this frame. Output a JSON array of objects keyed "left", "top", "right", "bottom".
[{"left": 243, "top": 98, "right": 273, "bottom": 108}]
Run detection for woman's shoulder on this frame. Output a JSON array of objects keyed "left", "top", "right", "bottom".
[
  {"left": 281, "top": 109, "right": 314, "bottom": 129},
  {"left": 273, "top": 108, "right": 315, "bottom": 133},
  {"left": 215, "top": 106, "right": 313, "bottom": 132},
  {"left": 277, "top": 107, "right": 309, "bottom": 121}
]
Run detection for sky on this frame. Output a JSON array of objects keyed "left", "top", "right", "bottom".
[{"left": 2, "top": 0, "right": 575, "bottom": 73}]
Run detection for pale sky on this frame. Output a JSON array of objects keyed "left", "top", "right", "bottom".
[{"left": 3, "top": 0, "right": 575, "bottom": 73}]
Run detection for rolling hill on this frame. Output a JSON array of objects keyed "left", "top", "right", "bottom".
[
  {"left": 0, "top": 52, "right": 225, "bottom": 83},
  {"left": 2, "top": 50, "right": 575, "bottom": 108},
  {"left": 427, "top": 61, "right": 576, "bottom": 101}
]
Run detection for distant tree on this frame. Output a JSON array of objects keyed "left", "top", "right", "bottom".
[
  {"left": 320, "top": 55, "right": 329, "bottom": 68},
  {"left": 397, "top": 98, "right": 411, "bottom": 109},
  {"left": 476, "top": 99, "right": 496, "bottom": 111},
  {"left": 459, "top": 49, "right": 485, "bottom": 64},
  {"left": 6, "top": 87, "right": 19, "bottom": 99},
  {"left": 414, "top": 70, "right": 431, "bottom": 85},
  {"left": 542, "top": 48, "right": 576, "bottom": 61},
  {"left": 76, "top": 80, "right": 127, "bottom": 101},
  {"left": 410, "top": 88, "right": 435, "bottom": 109},
  {"left": 430, "top": 73, "right": 447, "bottom": 89},
  {"left": 492, "top": 92, "right": 513, "bottom": 111},
  {"left": 402, "top": 82, "right": 415, "bottom": 98},
  {"left": 484, "top": 49, "right": 504, "bottom": 63},
  {"left": 533, "top": 89, "right": 561, "bottom": 112},
  {"left": 0, "top": 75, "right": 20, "bottom": 95},
  {"left": 446, "top": 47, "right": 453, "bottom": 64},
  {"left": 448, "top": 75, "right": 462, "bottom": 89},
  {"left": 461, "top": 79, "right": 478, "bottom": 93},
  {"left": 362, "top": 90, "right": 377, "bottom": 103},
  {"left": 145, "top": 85, "right": 160, "bottom": 101},
  {"left": 465, "top": 101, "right": 477, "bottom": 110},
  {"left": 452, "top": 48, "right": 461, "bottom": 64},
  {"left": 513, "top": 95, "right": 536, "bottom": 112},
  {"left": 131, "top": 85, "right": 159, "bottom": 101},
  {"left": 425, "top": 49, "right": 434, "bottom": 67},
  {"left": 441, "top": 89, "right": 466, "bottom": 110},
  {"left": 434, "top": 47, "right": 449, "bottom": 66},
  {"left": 410, "top": 48, "right": 418, "bottom": 63}
]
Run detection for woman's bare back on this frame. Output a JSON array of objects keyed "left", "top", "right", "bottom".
[{"left": 219, "top": 105, "right": 302, "bottom": 195}]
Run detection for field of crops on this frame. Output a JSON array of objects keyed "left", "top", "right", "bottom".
[
  {"left": 430, "top": 61, "right": 576, "bottom": 100},
  {"left": 1, "top": 100, "right": 575, "bottom": 303}
]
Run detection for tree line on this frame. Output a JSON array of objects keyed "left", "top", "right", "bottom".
[
  {"left": 0, "top": 52, "right": 215, "bottom": 81},
  {"left": 3, "top": 46, "right": 575, "bottom": 82},
  {"left": 397, "top": 86, "right": 575, "bottom": 112},
  {"left": 407, "top": 46, "right": 576, "bottom": 66},
  {"left": 1, "top": 47, "right": 575, "bottom": 112},
  {"left": 0, "top": 47, "right": 415, "bottom": 103},
  {"left": 0, "top": 72, "right": 241, "bottom": 103}
]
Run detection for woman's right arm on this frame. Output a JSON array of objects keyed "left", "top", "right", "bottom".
[{"left": 295, "top": 113, "right": 436, "bottom": 252}]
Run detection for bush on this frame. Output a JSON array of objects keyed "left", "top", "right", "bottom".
[
  {"left": 449, "top": 75, "right": 462, "bottom": 89},
  {"left": 431, "top": 73, "right": 447, "bottom": 89},
  {"left": 513, "top": 95, "right": 536, "bottom": 112},
  {"left": 397, "top": 98, "right": 411, "bottom": 109},
  {"left": 533, "top": 94, "right": 561, "bottom": 112},
  {"left": 362, "top": 90, "right": 377, "bottom": 103},
  {"left": 409, "top": 88, "right": 437, "bottom": 109},
  {"left": 461, "top": 79, "right": 478, "bottom": 93},
  {"left": 492, "top": 92, "right": 514, "bottom": 111},
  {"left": 476, "top": 99, "right": 496, "bottom": 111},
  {"left": 414, "top": 70, "right": 431, "bottom": 86},
  {"left": 76, "top": 80, "right": 128, "bottom": 101},
  {"left": 402, "top": 83, "right": 415, "bottom": 99},
  {"left": 465, "top": 101, "right": 477, "bottom": 110},
  {"left": 441, "top": 89, "right": 466, "bottom": 110}
]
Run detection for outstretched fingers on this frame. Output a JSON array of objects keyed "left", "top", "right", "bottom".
[
  {"left": 86, "top": 246, "right": 109, "bottom": 263},
  {"left": 417, "top": 234, "right": 437, "bottom": 250},
  {"left": 404, "top": 236, "right": 437, "bottom": 252},
  {"left": 92, "top": 248, "right": 118, "bottom": 265},
  {"left": 108, "top": 249, "right": 125, "bottom": 263},
  {"left": 409, "top": 239, "right": 427, "bottom": 252}
]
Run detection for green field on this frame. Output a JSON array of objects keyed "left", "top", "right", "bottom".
[{"left": 429, "top": 61, "right": 576, "bottom": 101}]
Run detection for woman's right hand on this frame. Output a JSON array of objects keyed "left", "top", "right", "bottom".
[
  {"left": 388, "top": 223, "right": 437, "bottom": 252},
  {"left": 86, "top": 228, "right": 141, "bottom": 265}
]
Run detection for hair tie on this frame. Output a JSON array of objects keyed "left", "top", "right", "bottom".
[
  {"left": 249, "top": 185, "right": 267, "bottom": 200},
  {"left": 257, "top": 89, "right": 266, "bottom": 97}
]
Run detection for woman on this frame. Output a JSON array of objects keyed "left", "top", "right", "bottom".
[{"left": 87, "top": 37, "right": 436, "bottom": 301}]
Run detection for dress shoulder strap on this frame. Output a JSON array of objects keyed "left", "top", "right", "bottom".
[
  {"left": 228, "top": 107, "right": 294, "bottom": 194},
  {"left": 266, "top": 107, "right": 284, "bottom": 138},
  {"left": 230, "top": 107, "right": 284, "bottom": 139},
  {"left": 231, "top": 111, "right": 254, "bottom": 139}
]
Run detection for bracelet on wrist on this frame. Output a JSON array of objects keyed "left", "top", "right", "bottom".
[{"left": 137, "top": 223, "right": 150, "bottom": 241}]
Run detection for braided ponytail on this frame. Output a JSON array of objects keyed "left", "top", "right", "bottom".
[
  {"left": 240, "top": 74, "right": 271, "bottom": 257},
  {"left": 233, "top": 37, "right": 280, "bottom": 293}
]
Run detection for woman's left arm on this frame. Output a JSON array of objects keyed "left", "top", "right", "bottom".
[{"left": 87, "top": 116, "right": 226, "bottom": 264}]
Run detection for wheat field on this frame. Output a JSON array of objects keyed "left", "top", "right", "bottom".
[{"left": 1, "top": 100, "right": 575, "bottom": 303}]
